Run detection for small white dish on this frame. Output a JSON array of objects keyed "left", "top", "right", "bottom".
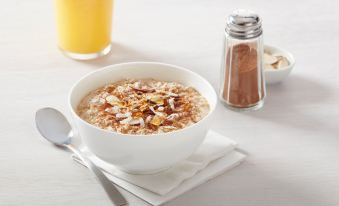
[
  {"left": 264, "top": 45, "right": 295, "bottom": 84},
  {"left": 68, "top": 62, "right": 217, "bottom": 174}
]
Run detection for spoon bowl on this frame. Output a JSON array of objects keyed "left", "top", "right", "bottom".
[{"left": 35, "top": 108, "right": 72, "bottom": 145}]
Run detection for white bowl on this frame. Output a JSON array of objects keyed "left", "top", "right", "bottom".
[
  {"left": 264, "top": 45, "right": 295, "bottom": 84},
  {"left": 68, "top": 62, "right": 217, "bottom": 174}
]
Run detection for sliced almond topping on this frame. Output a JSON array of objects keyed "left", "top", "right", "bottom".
[
  {"left": 133, "top": 81, "right": 141, "bottom": 89},
  {"left": 90, "top": 97, "right": 105, "bottom": 105},
  {"left": 148, "top": 95, "right": 164, "bottom": 105},
  {"left": 119, "top": 116, "right": 132, "bottom": 124},
  {"left": 150, "top": 115, "right": 164, "bottom": 126},
  {"left": 105, "top": 106, "right": 120, "bottom": 114},
  {"left": 166, "top": 92, "right": 178, "bottom": 97},
  {"left": 105, "top": 95, "right": 121, "bottom": 106},
  {"left": 145, "top": 115, "right": 153, "bottom": 123},
  {"left": 139, "top": 118, "right": 145, "bottom": 127},
  {"left": 168, "top": 98, "right": 175, "bottom": 111},
  {"left": 149, "top": 106, "right": 166, "bottom": 117},
  {"left": 128, "top": 117, "right": 145, "bottom": 127},
  {"left": 116, "top": 112, "right": 131, "bottom": 119},
  {"left": 132, "top": 111, "right": 143, "bottom": 118},
  {"left": 139, "top": 103, "right": 148, "bottom": 112},
  {"left": 167, "top": 113, "right": 179, "bottom": 121},
  {"left": 163, "top": 126, "right": 177, "bottom": 129}
]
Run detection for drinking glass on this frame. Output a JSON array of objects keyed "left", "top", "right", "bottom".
[{"left": 55, "top": 0, "right": 113, "bottom": 60}]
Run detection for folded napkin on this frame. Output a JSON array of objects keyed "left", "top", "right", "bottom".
[{"left": 72, "top": 130, "right": 246, "bottom": 206}]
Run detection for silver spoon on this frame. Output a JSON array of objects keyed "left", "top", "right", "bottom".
[{"left": 35, "top": 107, "right": 128, "bottom": 206}]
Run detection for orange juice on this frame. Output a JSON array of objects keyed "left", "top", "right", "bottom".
[{"left": 55, "top": 0, "right": 113, "bottom": 58}]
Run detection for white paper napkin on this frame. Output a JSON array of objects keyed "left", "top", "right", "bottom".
[{"left": 72, "top": 130, "right": 246, "bottom": 206}]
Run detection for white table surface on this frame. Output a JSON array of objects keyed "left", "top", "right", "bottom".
[{"left": 1, "top": 0, "right": 339, "bottom": 205}]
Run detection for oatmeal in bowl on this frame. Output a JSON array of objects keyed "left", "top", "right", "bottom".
[
  {"left": 69, "top": 62, "right": 217, "bottom": 174},
  {"left": 77, "top": 79, "right": 210, "bottom": 135}
]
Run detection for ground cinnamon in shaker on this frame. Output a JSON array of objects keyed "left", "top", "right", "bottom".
[
  {"left": 222, "top": 43, "right": 264, "bottom": 108},
  {"left": 220, "top": 10, "right": 265, "bottom": 110}
]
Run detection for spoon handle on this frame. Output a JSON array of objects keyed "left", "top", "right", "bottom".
[{"left": 66, "top": 145, "right": 128, "bottom": 206}]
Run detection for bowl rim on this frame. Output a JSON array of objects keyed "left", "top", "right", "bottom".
[
  {"left": 264, "top": 44, "right": 296, "bottom": 72},
  {"left": 68, "top": 61, "right": 217, "bottom": 138}
]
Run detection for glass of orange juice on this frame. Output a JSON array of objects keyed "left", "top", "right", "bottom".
[{"left": 55, "top": 0, "right": 113, "bottom": 60}]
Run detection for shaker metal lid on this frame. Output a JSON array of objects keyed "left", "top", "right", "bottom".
[{"left": 225, "top": 9, "right": 262, "bottom": 39}]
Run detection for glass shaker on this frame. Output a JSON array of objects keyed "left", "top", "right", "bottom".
[{"left": 219, "top": 9, "right": 266, "bottom": 111}]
